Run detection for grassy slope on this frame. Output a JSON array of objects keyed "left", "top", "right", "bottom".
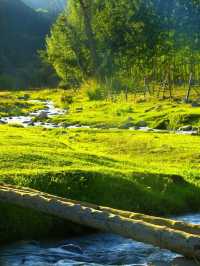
[{"left": 1, "top": 125, "right": 200, "bottom": 215}]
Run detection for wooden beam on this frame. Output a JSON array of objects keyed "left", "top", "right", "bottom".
[
  {"left": 1, "top": 183, "right": 200, "bottom": 236},
  {"left": 0, "top": 184, "right": 200, "bottom": 260}
]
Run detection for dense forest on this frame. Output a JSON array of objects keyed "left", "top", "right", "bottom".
[
  {"left": 46, "top": 0, "right": 200, "bottom": 96},
  {"left": 2, "top": 0, "right": 200, "bottom": 93},
  {"left": 0, "top": 0, "right": 63, "bottom": 88}
]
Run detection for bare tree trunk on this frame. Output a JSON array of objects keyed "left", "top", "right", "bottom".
[
  {"left": 1, "top": 184, "right": 200, "bottom": 260},
  {"left": 185, "top": 73, "right": 193, "bottom": 103}
]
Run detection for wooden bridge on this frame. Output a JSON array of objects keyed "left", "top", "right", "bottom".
[{"left": 1, "top": 183, "right": 200, "bottom": 262}]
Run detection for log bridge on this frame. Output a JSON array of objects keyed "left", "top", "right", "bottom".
[{"left": 0, "top": 183, "right": 200, "bottom": 262}]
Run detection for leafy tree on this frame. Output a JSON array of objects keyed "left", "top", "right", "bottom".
[
  {"left": 46, "top": 0, "right": 200, "bottom": 90},
  {"left": 46, "top": 0, "right": 160, "bottom": 84}
]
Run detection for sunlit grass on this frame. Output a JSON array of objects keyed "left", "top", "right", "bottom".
[{"left": 0, "top": 125, "right": 200, "bottom": 216}]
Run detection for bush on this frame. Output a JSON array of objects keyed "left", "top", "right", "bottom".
[
  {"left": 59, "top": 78, "right": 81, "bottom": 90},
  {"left": 84, "top": 80, "right": 106, "bottom": 101}
]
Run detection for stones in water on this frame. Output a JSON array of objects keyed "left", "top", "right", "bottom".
[
  {"left": 136, "top": 120, "right": 147, "bottom": 127},
  {"left": 178, "top": 125, "right": 193, "bottom": 132},
  {"left": 191, "top": 102, "right": 200, "bottom": 108},
  {"left": 36, "top": 111, "right": 48, "bottom": 119},
  {"left": 60, "top": 244, "right": 83, "bottom": 254},
  {"left": 119, "top": 117, "right": 135, "bottom": 129},
  {"left": 27, "top": 121, "right": 35, "bottom": 126},
  {"left": 0, "top": 119, "right": 6, "bottom": 124},
  {"left": 177, "top": 125, "right": 199, "bottom": 135}
]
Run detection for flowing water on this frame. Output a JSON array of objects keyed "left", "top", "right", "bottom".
[
  {"left": 0, "top": 100, "right": 65, "bottom": 129},
  {"left": 0, "top": 99, "right": 198, "bottom": 134},
  {"left": 0, "top": 213, "right": 199, "bottom": 266}
]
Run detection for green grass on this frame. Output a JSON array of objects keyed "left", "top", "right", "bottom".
[
  {"left": 12, "top": 88, "right": 200, "bottom": 130},
  {"left": 3, "top": 88, "right": 200, "bottom": 130},
  {"left": 0, "top": 91, "right": 45, "bottom": 117},
  {"left": 1, "top": 125, "right": 200, "bottom": 215}
]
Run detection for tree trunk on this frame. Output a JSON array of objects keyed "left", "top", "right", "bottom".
[
  {"left": 185, "top": 73, "right": 193, "bottom": 103},
  {"left": 2, "top": 183, "right": 200, "bottom": 236},
  {"left": 1, "top": 184, "right": 200, "bottom": 260}
]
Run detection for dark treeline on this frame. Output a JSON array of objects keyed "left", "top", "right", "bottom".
[
  {"left": 0, "top": 0, "right": 60, "bottom": 89},
  {"left": 46, "top": 0, "right": 200, "bottom": 93}
]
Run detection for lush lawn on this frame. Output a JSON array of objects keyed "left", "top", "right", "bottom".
[{"left": 1, "top": 125, "right": 200, "bottom": 215}]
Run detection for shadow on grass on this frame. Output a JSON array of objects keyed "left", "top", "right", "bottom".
[
  {"left": 1, "top": 169, "right": 200, "bottom": 216},
  {"left": 1, "top": 169, "right": 200, "bottom": 243}
]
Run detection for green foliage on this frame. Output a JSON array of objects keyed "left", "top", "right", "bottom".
[
  {"left": 46, "top": 0, "right": 160, "bottom": 86},
  {"left": 85, "top": 80, "right": 106, "bottom": 101},
  {"left": 61, "top": 92, "right": 74, "bottom": 104},
  {"left": 45, "top": 0, "right": 200, "bottom": 96},
  {"left": 86, "top": 87, "right": 104, "bottom": 101}
]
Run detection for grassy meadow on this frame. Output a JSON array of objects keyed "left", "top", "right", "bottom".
[{"left": 1, "top": 88, "right": 200, "bottom": 242}]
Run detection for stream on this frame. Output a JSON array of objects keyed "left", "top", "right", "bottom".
[
  {"left": 0, "top": 100, "right": 198, "bottom": 134},
  {"left": 0, "top": 213, "right": 200, "bottom": 266},
  {"left": 0, "top": 100, "right": 66, "bottom": 129}
]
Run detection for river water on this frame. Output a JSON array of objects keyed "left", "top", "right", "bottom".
[{"left": 0, "top": 213, "right": 199, "bottom": 266}]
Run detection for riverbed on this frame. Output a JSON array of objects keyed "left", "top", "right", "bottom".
[{"left": 0, "top": 213, "right": 199, "bottom": 266}]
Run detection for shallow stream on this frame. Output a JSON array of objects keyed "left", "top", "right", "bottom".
[
  {"left": 0, "top": 213, "right": 199, "bottom": 266},
  {"left": 0, "top": 100, "right": 197, "bottom": 134}
]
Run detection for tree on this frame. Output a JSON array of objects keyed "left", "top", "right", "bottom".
[
  {"left": 46, "top": 0, "right": 160, "bottom": 86},
  {"left": 77, "top": 0, "right": 100, "bottom": 76},
  {"left": 46, "top": 0, "right": 200, "bottom": 91}
]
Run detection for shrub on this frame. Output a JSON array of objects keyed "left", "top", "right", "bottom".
[{"left": 84, "top": 80, "right": 106, "bottom": 101}]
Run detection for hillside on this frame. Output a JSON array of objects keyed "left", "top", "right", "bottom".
[
  {"left": 0, "top": 0, "right": 53, "bottom": 88},
  {"left": 22, "top": 0, "right": 66, "bottom": 13}
]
